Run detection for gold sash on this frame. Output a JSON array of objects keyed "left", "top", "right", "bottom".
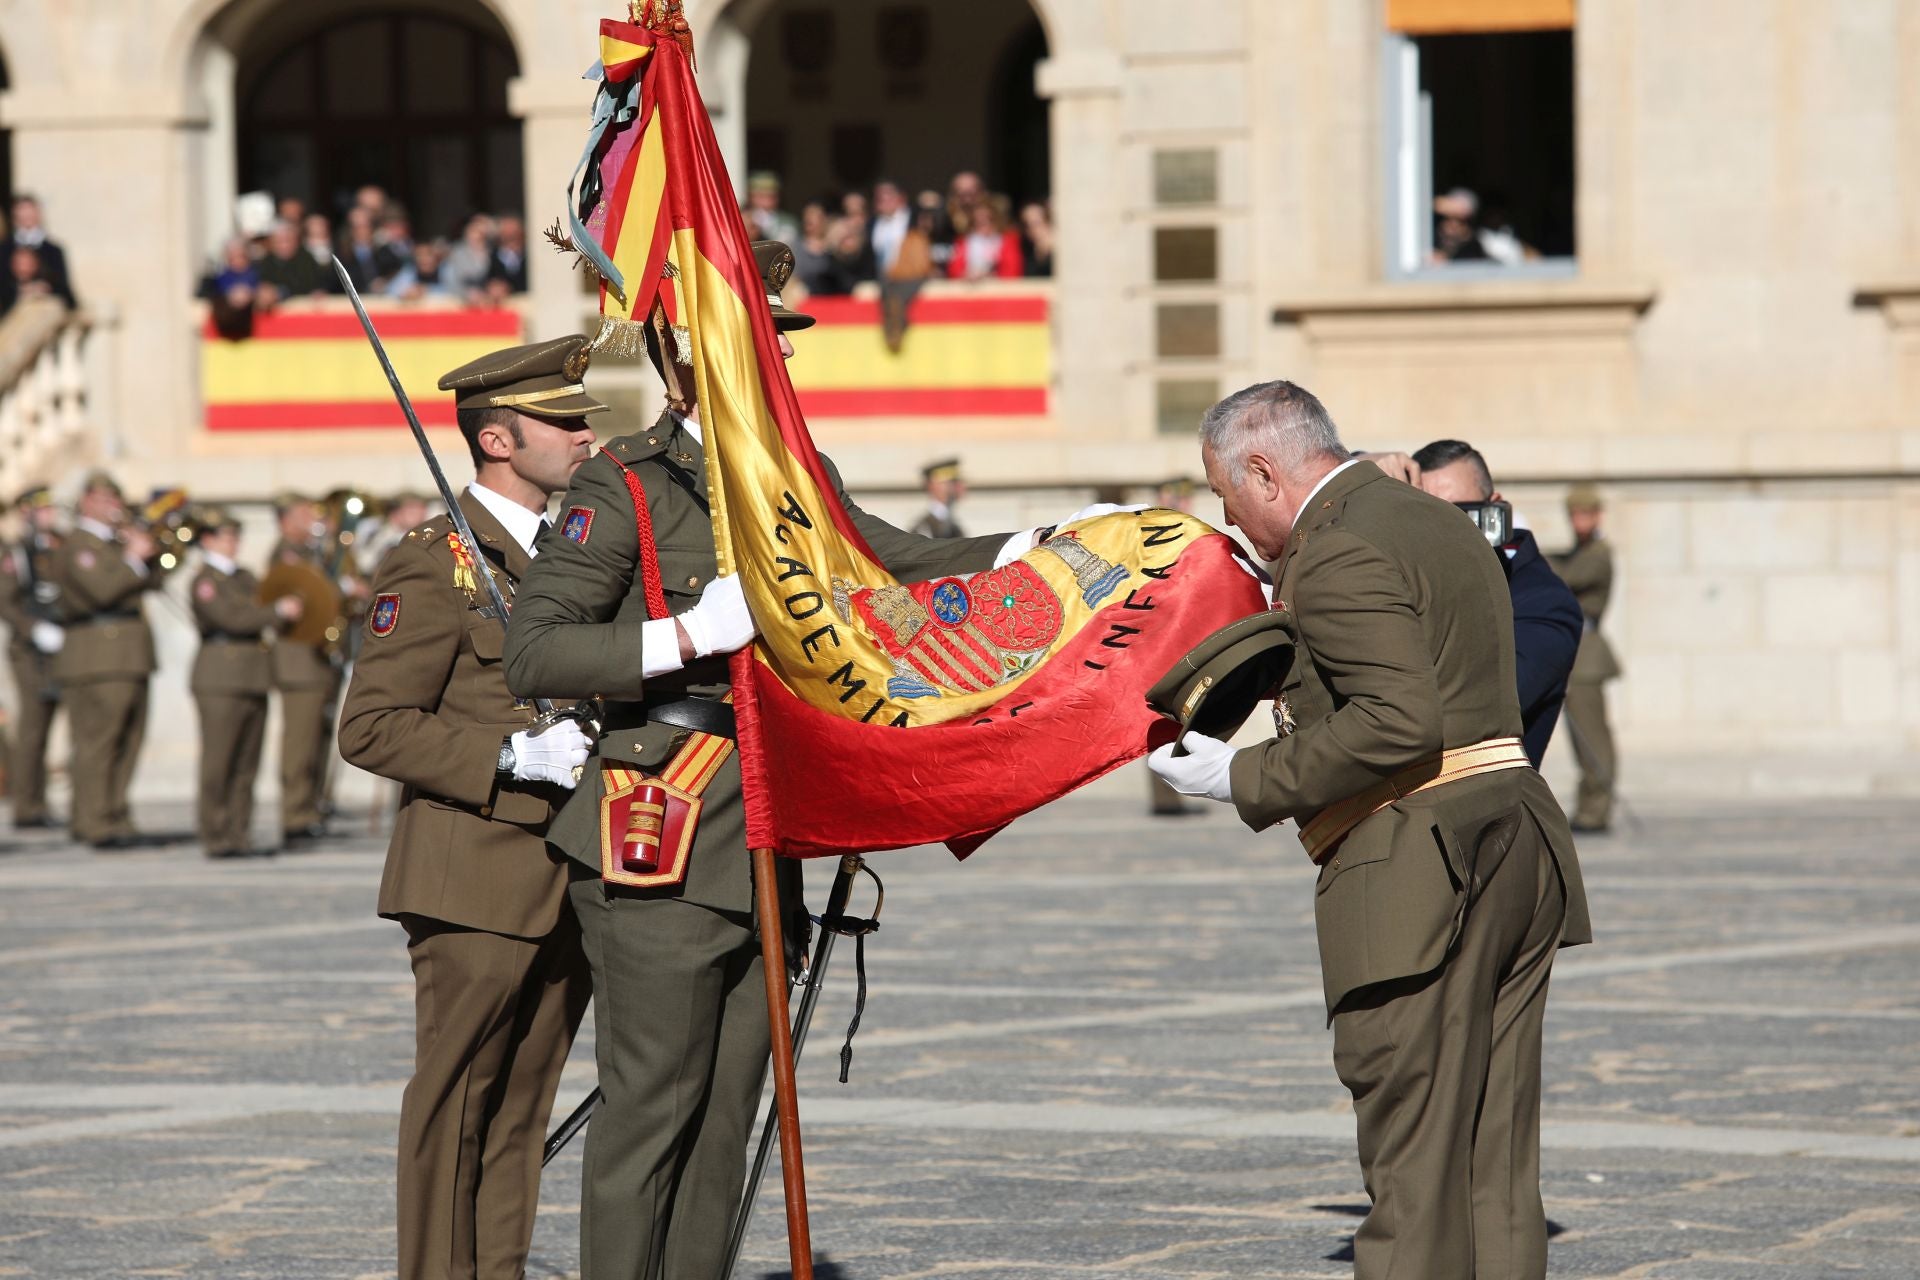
[{"left": 1298, "top": 736, "right": 1530, "bottom": 865}]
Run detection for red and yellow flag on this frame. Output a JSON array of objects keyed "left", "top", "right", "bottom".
[{"left": 571, "top": 9, "right": 1264, "bottom": 857}]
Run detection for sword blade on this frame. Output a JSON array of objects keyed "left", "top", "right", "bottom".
[{"left": 330, "top": 257, "right": 553, "bottom": 718}]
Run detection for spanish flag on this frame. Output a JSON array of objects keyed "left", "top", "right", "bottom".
[{"left": 570, "top": 7, "right": 1265, "bottom": 857}]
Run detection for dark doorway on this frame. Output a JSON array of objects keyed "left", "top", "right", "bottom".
[
  {"left": 987, "top": 17, "right": 1049, "bottom": 207},
  {"left": 237, "top": 9, "right": 521, "bottom": 238}
]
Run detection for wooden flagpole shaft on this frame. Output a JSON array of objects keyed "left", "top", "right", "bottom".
[{"left": 752, "top": 846, "right": 813, "bottom": 1279}]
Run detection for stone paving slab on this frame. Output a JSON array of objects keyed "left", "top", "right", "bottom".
[{"left": 2, "top": 789, "right": 1917, "bottom": 1277}]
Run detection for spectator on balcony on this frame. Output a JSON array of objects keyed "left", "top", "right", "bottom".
[
  {"left": 483, "top": 215, "right": 529, "bottom": 300},
  {"left": 947, "top": 196, "right": 1023, "bottom": 280},
  {"left": 869, "top": 180, "right": 913, "bottom": 278},
  {"left": 387, "top": 241, "right": 452, "bottom": 302},
  {"left": 337, "top": 207, "right": 401, "bottom": 293},
  {"left": 1431, "top": 188, "right": 1489, "bottom": 264},
  {"left": 198, "top": 238, "right": 263, "bottom": 340},
  {"left": 1020, "top": 200, "right": 1054, "bottom": 278},
  {"left": 916, "top": 189, "right": 956, "bottom": 275},
  {"left": 946, "top": 170, "right": 987, "bottom": 238},
  {"left": 302, "top": 214, "right": 336, "bottom": 272},
  {"left": 2, "top": 246, "right": 60, "bottom": 315},
  {"left": 355, "top": 184, "right": 392, "bottom": 221},
  {"left": 276, "top": 195, "right": 307, "bottom": 229},
  {"left": 256, "top": 220, "right": 334, "bottom": 303},
  {"left": 378, "top": 210, "right": 417, "bottom": 264},
  {"left": 744, "top": 171, "right": 799, "bottom": 246},
  {"left": 831, "top": 193, "right": 874, "bottom": 284},
  {"left": 442, "top": 215, "right": 498, "bottom": 305},
  {"left": 793, "top": 202, "right": 853, "bottom": 297},
  {"left": 9, "top": 196, "right": 76, "bottom": 308}
]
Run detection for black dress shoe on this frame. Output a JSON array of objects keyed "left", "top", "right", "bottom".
[
  {"left": 282, "top": 824, "right": 328, "bottom": 848},
  {"left": 1570, "top": 820, "right": 1611, "bottom": 834},
  {"left": 11, "top": 815, "right": 57, "bottom": 830},
  {"left": 89, "top": 835, "right": 135, "bottom": 851},
  {"left": 207, "top": 846, "right": 276, "bottom": 860}
]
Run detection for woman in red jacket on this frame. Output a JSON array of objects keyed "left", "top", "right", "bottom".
[{"left": 947, "top": 195, "right": 1024, "bottom": 280}]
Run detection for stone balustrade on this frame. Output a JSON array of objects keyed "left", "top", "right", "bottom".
[{"left": 0, "top": 300, "right": 97, "bottom": 499}]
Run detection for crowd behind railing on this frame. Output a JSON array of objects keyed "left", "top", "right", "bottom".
[{"left": 0, "top": 196, "right": 78, "bottom": 319}]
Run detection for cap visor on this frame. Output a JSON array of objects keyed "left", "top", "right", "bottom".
[
  {"left": 772, "top": 308, "right": 816, "bottom": 331},
  {"left": 516, "top": 393, "right": 610, "bottom": 420}
]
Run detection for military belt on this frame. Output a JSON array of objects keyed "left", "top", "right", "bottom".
[
  {"left": 643, "top": 696, "right": 736, "bottom": 740},
  {"left": 1298, "top": 736, "right": 1530, "bottom": 864},
  {"left": 200, "top": 630, "right": 265, "bottom": 644}
]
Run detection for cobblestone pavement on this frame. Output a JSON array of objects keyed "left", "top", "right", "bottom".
[{"left": 2, "top": 785, "right": 1918, "bottom": 1278}]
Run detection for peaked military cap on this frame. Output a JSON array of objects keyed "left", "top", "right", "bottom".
[
  {"left": 79, "top": 470, "right": 124, "bottom": 500},
  {"left": 753, "top": 241, "right": 815, "bottom": 331},
  {"left": 1565, "top": 482, "right": 1604, "bottom": 512},
  {"left": 12, "top": 484, "right": 54, "bottom": 512},
  {"left": 921, "top": 457, "right": 962, "bottom": 484},
  {"left": 1146, "top": 610, "right": 1294, "bottom": 745},
  {"left": 438, "top": 334, "right": 609, "bottom": 420}
]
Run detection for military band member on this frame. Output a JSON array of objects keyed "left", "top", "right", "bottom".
[
  {"left": 51, "top": 472, "right": 159, "bottom": 849},
  {"left": 909, "top": 456, "right": 966, "bottom": 538},
  {"left": 1551, "top": 484, "right": 1621, "bottom": 832},
  {"left": 1149, "top": 382, "right": 1591, "bottom": 1280},
  {"left": 191, "top": 512, "right": 300, "bottom": 859},
  {"left": 269, "top": 492, "right": 339, "bottom": 845},
  {"left": 338, "top": 336, "right": 598, "bottom": 1280},
  {"left": 1, "top": 486, "right": 65, "bottom": 829},
  {"left": 502, "top": 243, "right": 1094, "bottom": 1279}
]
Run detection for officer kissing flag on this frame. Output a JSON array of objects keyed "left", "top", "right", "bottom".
[{"left": 560, "top": 2, "right": 1265, "bottom": 858}]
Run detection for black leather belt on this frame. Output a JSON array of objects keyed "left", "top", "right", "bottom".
[{"left": 644, "top": 697, "right": 735, "bottom": 740}]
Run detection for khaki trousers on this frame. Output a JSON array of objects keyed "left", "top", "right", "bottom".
[
  {"left": 1331, "top": 808, "right": 1567, "bottom": 1280},
  {"left": 63, "top": 677, "right": 147, "bottom": 843},
  {"left": 196, "top": 692, "right": 267, "bottom": 854},
  {"left": 278, "top": 685, "right": 333, "bottom": 831},
  {"left": 1562, "top": 681, "right": 1615, "bottom": 827},
  {"left": 6, "top": 653, "right": 59, "bottom": 822},
  {"left": 569, "top": 883, "right": 772, "bottom": 1280},
  {"left": 397, "top": 914, "right": 590, "bottom": 1280}
]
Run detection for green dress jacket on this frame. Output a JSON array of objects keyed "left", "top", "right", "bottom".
[
  {"left": 503, "top": 411, "right": 1011, "bottom": 915},
  {"left": 1228, "top": 462, "right": 1592, "bottom": 1013}
]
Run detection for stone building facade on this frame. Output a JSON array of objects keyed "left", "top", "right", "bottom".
[{"left": 2, "top": 0, "right": 1917, "bottom": 799}]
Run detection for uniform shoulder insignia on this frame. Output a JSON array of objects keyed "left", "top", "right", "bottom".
[
  {"left": 607, "top": 432, "right": 668, "bottom": 462},
  {"left": 369, "top": 592, "right": 401, "bottom": 637}
]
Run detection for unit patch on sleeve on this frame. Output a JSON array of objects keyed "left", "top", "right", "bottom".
[
  {"left": 369, "top": 592, "right": 402, "bottom": 637},
  {"left": 194, "top": 578, "right": 217, "bottom": 603},
  {"left": 562, "top": 506, "right": 596, "bottom": 544}
]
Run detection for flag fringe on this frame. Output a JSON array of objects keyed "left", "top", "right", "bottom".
[{"left": 588, "top": 314, "right": 651, "bottom": 358}]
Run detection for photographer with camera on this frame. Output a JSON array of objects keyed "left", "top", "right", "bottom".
[{"left": 1362, "top": 441, "right": 1582, "bottom": 767}]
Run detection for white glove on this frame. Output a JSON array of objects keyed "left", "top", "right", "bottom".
[
  {"left": 29, "top": 621, "right": 64, "bottom": 654},
  {"left": 677, "top": 574, "right": 758, "bottom": 659},
  {"left": 1146, "top": 731, "right": 1239, "bottom": 804},
  {"left": 1061, "top": 502, "right": 1150, "bottom": 525},
  {"left": 510, "top": 720, "right": 592, "bottom": 789}
]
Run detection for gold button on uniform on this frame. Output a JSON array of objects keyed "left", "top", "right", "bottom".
[
  {"left": 480, "top": 805, "right": 492, "bottom": 817},
  {"left": 686, "top": 575, "right": 700, "bottom": 588}
]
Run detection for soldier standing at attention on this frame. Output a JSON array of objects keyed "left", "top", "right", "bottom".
[
  {"left": 503, "top": 243, "right": 1102, "bottom": 1279},
  {"left": 269, "top": 492, "right": 338, "bottom": 846},
  {"left": 1551, "top": 483, "right": 1621, "bottom": 833},
  {"left": 51, "top": 472, "right": 159, "bottom": 850},
  {"left": 1148, "top": 381, "right": 1590, "bottom": 1280},
  {"left": 0, "top": 486, "right": 65, "bottom": 830},
  {"left": 190, "top": 511, "right": 301, "bottom": 859},
  {"left": 338, "top": 335, "right": 598, "bottom": 1280},
  {"left": 909, "top": 456, "right": 966, "bottom": 538}
]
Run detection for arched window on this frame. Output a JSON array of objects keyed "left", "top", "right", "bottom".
[{"left": 237, "top": 10, "right": 520, "bottom": 237}]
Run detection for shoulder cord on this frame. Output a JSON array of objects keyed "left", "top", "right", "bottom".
[{"left": 600, "top": 453, "right": 669, "bottom": 621}]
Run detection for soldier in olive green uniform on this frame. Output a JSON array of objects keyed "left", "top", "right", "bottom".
[
  {"left": 190, "top": 512, "right": 300, "bottom": 859},
  {"left": 503, "top": 243, "right": 1065, "bottom": 1280},
  {"left": 339, "top": 336, "right": 600, "bottom": 1280},
  {"left": 269, "top": 493, "right": 340, "bottom": 844},
  {"left": 909, "top": 457, "right": 966, "bottom": 538},
  {"left": 1150, "top": 382, "right": 1590, "bottom": 1280},
  {"left": 0, "top": 486, "right": 65, "bottom": 829},
  {"left": 1550, "top": 484, "right": 1620, "bottom": 832},
  {"left": 51, "top": 472, "right": 159, "bottom": 849}
]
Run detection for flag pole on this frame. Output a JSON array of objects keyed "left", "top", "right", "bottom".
[{"left": 752, "top": 845, "right": 814, "bottom": 1279}]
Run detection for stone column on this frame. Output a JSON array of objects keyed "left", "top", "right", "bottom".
[
  {"left": 1036, "top": 51, "right": 1125, "bottom": 447},
  {"left": 0, "top": 83, "right": 207, "bottom": 484},
  {"left": 510, "top": 74, "right": 597, "bottom": 343}
]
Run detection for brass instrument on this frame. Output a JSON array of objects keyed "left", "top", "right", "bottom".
[
  {"left": 320, "top": 488, "right": 386, "bottom": 580},
  {"left": 258, "top": 559, "right": 344, "bottom": 650},
  {"left": 133, "top": 488, "right": 205, "bottom": 574}
]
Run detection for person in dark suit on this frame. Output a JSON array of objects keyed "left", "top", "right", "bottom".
[
  {"left": 336, "top": 207, "right": 401, "bottom": 293},
  {"left": 1409, "top": 440, "right": 1582, "bottom": 767},
  {"left": 9, "top": 195, "right": 76, "bottom": 307}
]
